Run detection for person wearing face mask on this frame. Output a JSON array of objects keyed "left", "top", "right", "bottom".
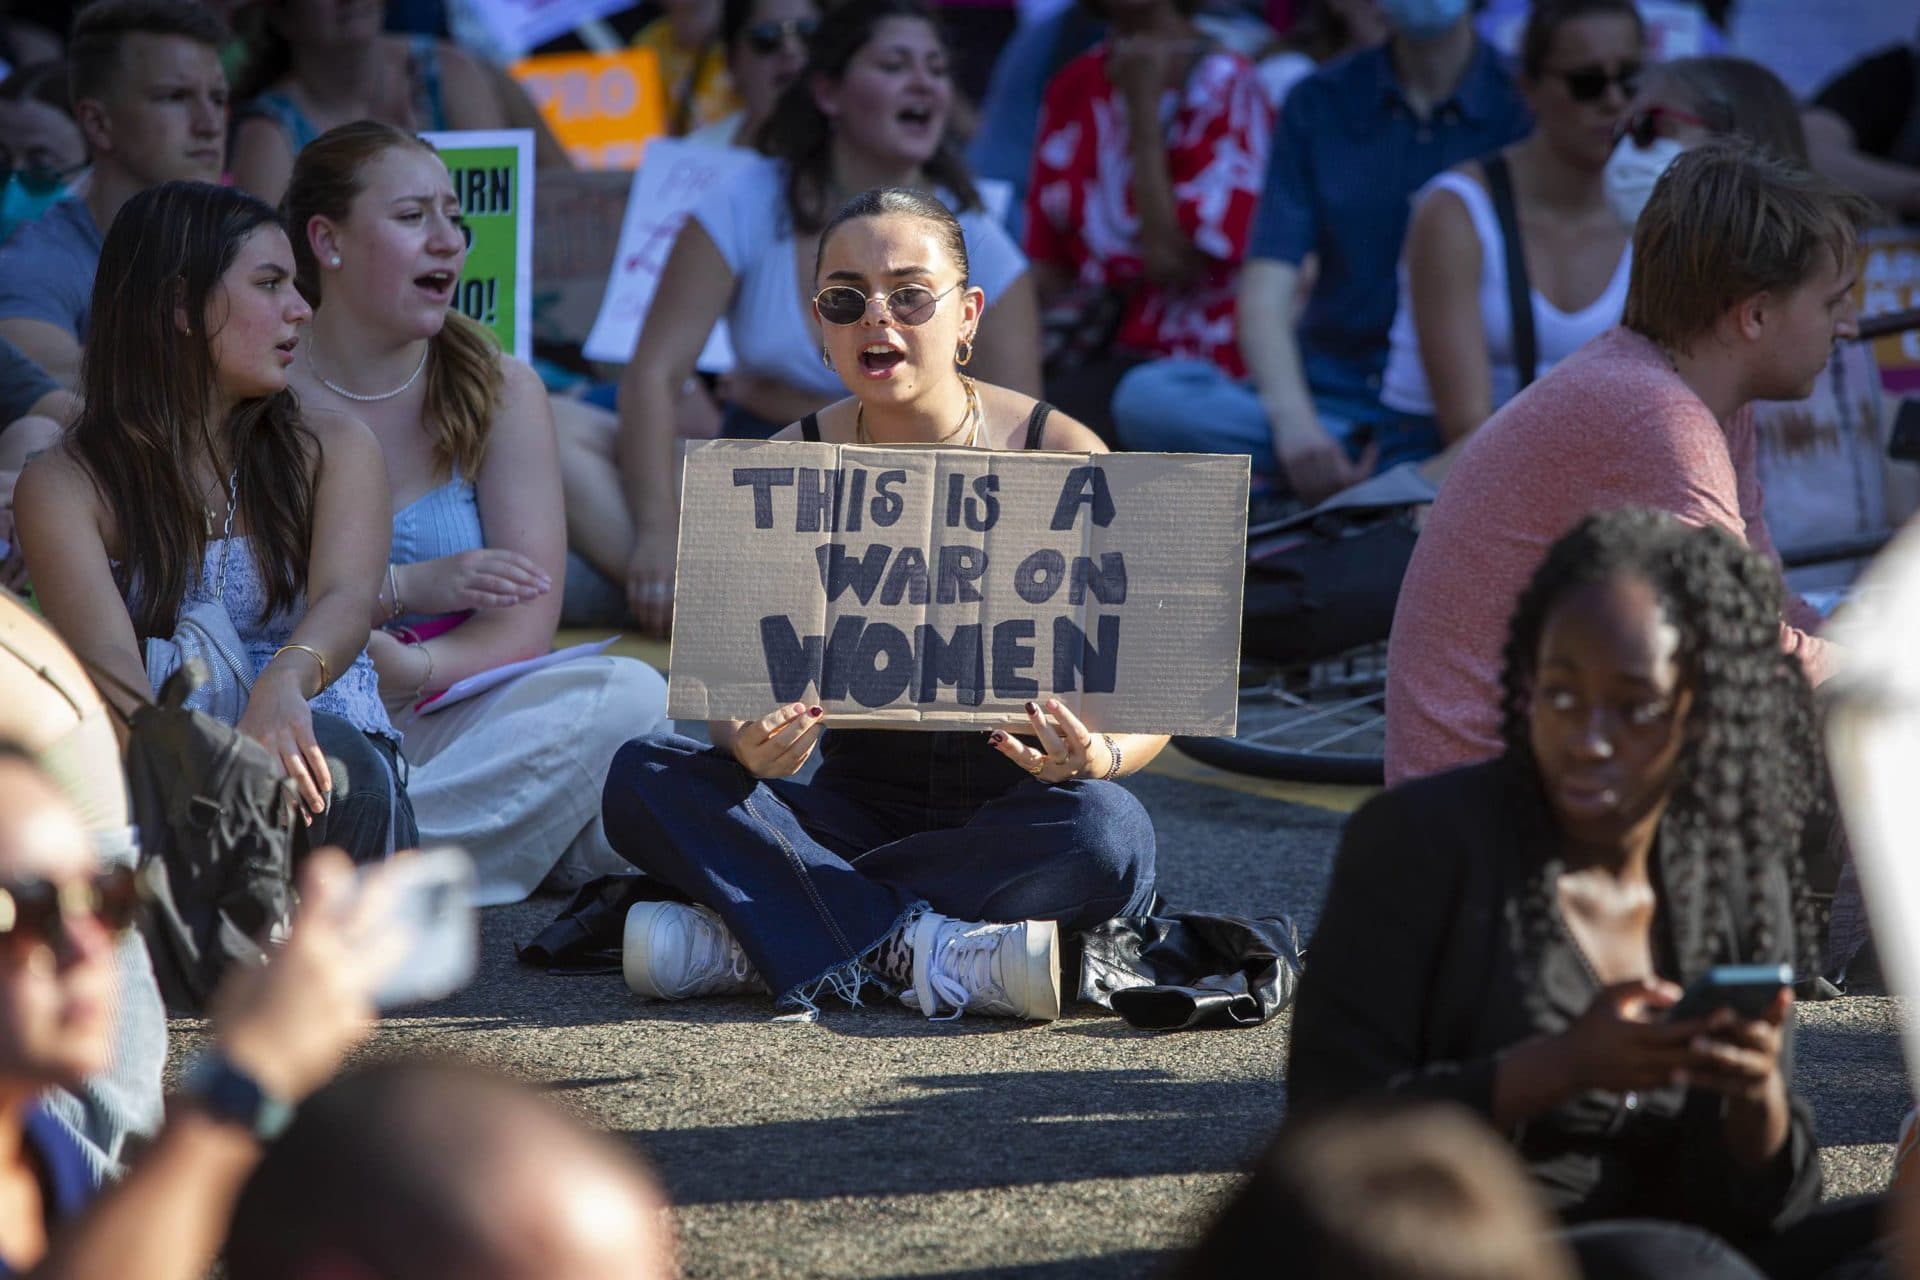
[
  {"left": 610, "top": 0, "right": 1042, "bottom": 637},
  {"left": 281, "top": 122, "right": 670, "bottom": 907},
  {"left": 0, "top": 64, "right": 88, "bottom": 246},
  {"left": 0, "top": 1, "right": 229, "bottom": 392},
  {"left": 685, "top": 0, "right": 820, "bottom": 149},
  {"left": 1600, "top": 56, "right": 1812, "bottom": 233},
  {"left": 603, "top": 187, "right": 1161, "bottom": 1024},
  {"left": 1378, "top": 0, "right": 1640, "bottom": 488},
  {"left": 1108, "top": 0, "right": 1531, "bottom": 505},
  {"left": 1383, "top": 141, "right": 1872, "bottom": 789}
]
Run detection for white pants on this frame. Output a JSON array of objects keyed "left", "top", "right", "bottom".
[{"left": 394, "top": 655, "right": 668, "bottom": 905}]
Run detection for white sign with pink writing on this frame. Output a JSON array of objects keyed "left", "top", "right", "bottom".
[{"left": 581, "top": 139, "right": 754, "bottom": 369}]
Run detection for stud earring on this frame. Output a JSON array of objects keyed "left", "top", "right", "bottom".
[
  {"left": 328, "top": 254, "right": 341, "bottom": 268},
  {"left": 955, "top": 338, "right": 974, "bottom": 367},
  {"left": 821, "top": 346, "right": 833, "bottom": 369}
]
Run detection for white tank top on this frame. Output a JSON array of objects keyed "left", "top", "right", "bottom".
[{"left": 1378, "top": 170, "right": 1631, "bottom": 418}]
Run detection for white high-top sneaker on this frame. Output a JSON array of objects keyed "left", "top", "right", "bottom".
[
  {"left": 623, "top": 901, "right": 765, "bottom": 1000},
  {"left": 902, "top": 912, "right": 1061, "bottom": 1021}
]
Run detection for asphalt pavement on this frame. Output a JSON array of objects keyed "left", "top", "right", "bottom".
[{"left": 171, "top": 756, "right": 1912, "bottom": 1279}]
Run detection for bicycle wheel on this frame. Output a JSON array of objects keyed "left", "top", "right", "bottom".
[{"left": 1174, "top": 645, "right": 1387, "bottom": 784}]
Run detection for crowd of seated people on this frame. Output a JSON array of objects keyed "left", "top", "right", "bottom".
[{"left": 0, "top": 0, "right": 1916, "bottom": 1274}]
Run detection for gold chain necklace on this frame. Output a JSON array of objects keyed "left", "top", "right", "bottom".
[{"left": 856, "top": 375, "right": 982, "bottom": 448}]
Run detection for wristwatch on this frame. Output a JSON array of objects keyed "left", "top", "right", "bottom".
[{"left": 180, "top": 1051, "right": 294, "bottom": 1143}]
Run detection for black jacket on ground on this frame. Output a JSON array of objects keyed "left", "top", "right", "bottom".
[{"left": 1287, "top": 753, "right": 1821, "bottom": 1245}]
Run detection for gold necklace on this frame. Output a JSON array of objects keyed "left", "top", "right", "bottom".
[{"left": 856, "top": 375, "right": 982, "bottom": 447}]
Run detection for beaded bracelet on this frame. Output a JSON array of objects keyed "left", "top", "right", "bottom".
[{"left": 1101, "top": 733, "right": 1123, "bottom": 780}]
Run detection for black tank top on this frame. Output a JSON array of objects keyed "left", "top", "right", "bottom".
[
  {"left": 798, "top": 401, "right": 1055, "bottom": 449},
  {"left": 796, "top": 398, "right": 1057, "bottom": 801}
]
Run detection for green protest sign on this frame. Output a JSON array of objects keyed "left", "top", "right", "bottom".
[{"left": 421, "top": 129, "right": 534, "bottom": 360}]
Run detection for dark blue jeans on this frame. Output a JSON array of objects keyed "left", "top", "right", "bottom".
[{"left": 602, "top": 729, "right": 1158, "bottom": 1008}]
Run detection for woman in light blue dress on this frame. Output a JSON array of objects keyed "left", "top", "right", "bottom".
[
  {"left": 17, "top": 180, "right": 411, "bottom": 865},
  {"left": 284, "top": 122, "right": 669, "bottom": 905}
]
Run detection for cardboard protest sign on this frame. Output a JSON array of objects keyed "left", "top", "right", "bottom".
[
  {"left": 510, "top": 49, "right": 667, "bottom": 170},
  {"left": 666, "top": 442, "right": 1249, "bottom": 733},
  {"left": 582, "top": 138, "right": 753, "bottom": 368},
  {"left": 423, "top": 130, "right": 535, "bottom": 361}
]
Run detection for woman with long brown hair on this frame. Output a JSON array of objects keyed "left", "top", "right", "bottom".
[
  {"left": 14, "top": 180, "right": 411, "bottom": 865},
  {"left": 604, "top": 187, "right": 1159, "bottom": 1024},
  {"left": 284, "top": 122, "right": 668, "bottom": 906}
]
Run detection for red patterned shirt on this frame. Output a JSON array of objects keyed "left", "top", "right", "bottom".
[{"left": 1024, "top": 44, "right": 1273, "bottom": 376}]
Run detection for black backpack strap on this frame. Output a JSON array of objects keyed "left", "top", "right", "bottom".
[
  {"left": 1482, "top": 152, "right": 1538, "bottom": 393},
  {"left": 800, "top": 413, "right": 822, "bottom": 442},
  {"left": 1023, "top": 402, "right": 1054, "bottom": 450}
]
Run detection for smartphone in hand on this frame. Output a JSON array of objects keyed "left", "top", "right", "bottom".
[
  {"left": 1665, "top": 964, "right": 1793, "bottom": 1023},
  {"left": 355, "top": 847, "right": 479, "bottom": 1010}
]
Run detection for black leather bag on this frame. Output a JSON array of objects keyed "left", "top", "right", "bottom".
[
  {"left": 88, "top": 659, "right": 305, "bottom": 1013},
  {"left": 1077, "top": 911, "right": 1303, "bottom": 1031}
]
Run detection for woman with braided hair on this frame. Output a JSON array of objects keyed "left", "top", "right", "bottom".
[{"left": 1287, "top": 508, "right": 1881, "bottom": 1277}]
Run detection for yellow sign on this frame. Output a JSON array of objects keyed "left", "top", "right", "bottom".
[{"left": 510, "top": 49, "right": 666, "bottom": 171}]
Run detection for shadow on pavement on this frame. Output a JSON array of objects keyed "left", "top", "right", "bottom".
[{"left": 627, "top": 1067, "right": 1276, "bottom": 1206}]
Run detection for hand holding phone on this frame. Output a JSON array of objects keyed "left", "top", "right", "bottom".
[
  {"left": 354, "top": 847, "right": 479, "bottom": 1011},
  {"left": 1664, "top": 965, "right": 1794, "bottom": 1024}
]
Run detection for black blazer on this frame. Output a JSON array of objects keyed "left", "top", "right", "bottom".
[{"left": 1287, "top": 754, "right": 1821, "bottom": 1243}]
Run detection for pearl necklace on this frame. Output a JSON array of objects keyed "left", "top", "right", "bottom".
[
  {"left": 307, "top": 339, "right": 429, "bottom": 403},
  {"left": 856, "top": 375, "right": 982, "bottom": 448}
]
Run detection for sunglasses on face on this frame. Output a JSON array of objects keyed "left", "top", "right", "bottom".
[
  {"left": 744, "top": 17, "right": 817, "bottom": 55},
  {"left": 1614, "top": 103, "right": 1708, "bottom": 148},
  {"left": 814, "top": 282, "right": 957, "bottom": 327},
  {"left": 0, "top": 866, "right": 139, "bottom": 958},
  {"left": 1551, "top": 61, "right": 1641, "bottom": 103}
]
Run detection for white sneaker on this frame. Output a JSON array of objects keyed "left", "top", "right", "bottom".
[
  {"left": 903, "top": 913, "right": 1061, "bottom": 1021},
  {"left": 623, "top": 901, "right": 764, "bottom": 1000}
]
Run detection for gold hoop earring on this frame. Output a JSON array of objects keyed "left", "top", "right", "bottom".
[
  {"left": 821, "top": 346, "right": 833, "bottom": 369},
  {"left": 955, "top": 338, "right": 974, "bottom": 367}
]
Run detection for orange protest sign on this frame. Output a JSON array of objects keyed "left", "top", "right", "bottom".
[{"left": 510, "top": 49, "right": 666, "bottom": 170}]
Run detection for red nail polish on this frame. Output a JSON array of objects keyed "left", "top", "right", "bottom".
[
  {"left": 990, "top": 731, "right": 1005, "bottom": 743},
  {"left": 1025, "top": 701, "right": 1039, "bottom": 714},
  {"left": 808, "top": 706, "right": 823, "bottom": 718}
]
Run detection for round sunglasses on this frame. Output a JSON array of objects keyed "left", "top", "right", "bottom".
[
  {"left": 744, "top": 17, "right": 817, "bottom": 55},
  {"left": 814, "top": 282, "right": 959, "bottom": 327},
  {"left": 1548, "top": 61, "right": 1642, "bottom": 104},
  {"left": 0, "top": 865, "right": 140, "bottom": 957}
]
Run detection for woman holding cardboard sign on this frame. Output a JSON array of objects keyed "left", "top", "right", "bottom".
[
  {"left": 611, "top": 0, "right": 1044, "bottom": 637},
  {"left": 282, "top": 123, "right": 670, "bottom": 906},
  {"left": 603, "top": 186, "right": 1166, "bottom": 1024}
]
